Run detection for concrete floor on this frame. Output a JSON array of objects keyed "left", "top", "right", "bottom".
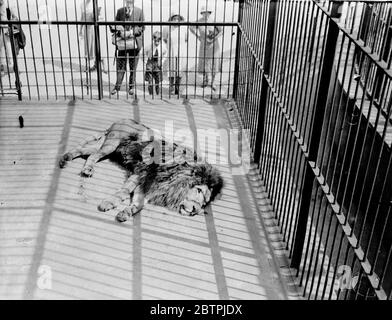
[{"left": 0, "top": 97, "right": 297, "bottom": 300}]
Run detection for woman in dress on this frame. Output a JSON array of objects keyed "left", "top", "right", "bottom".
[
  {"left": 190, "top": 5, "right": 222, "bottom": 91},
  {"left": 79, "top": 0, "right": 105, "bottom": 72},
  {"left": 162, "top": 12, "right": 188, "bottom": 95}
]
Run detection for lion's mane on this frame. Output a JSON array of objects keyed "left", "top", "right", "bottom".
[
  {"left": 134, "top": 162, "right": 224, "bottom": 211},
  {"left": 111, "top": 136, "right": 223, "bottom": 211}
]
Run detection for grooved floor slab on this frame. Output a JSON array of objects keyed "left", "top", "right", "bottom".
[{"left": 0, "top": 98, "right": 293, "bottom": 300}]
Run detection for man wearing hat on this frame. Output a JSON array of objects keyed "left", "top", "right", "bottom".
[
  {"left": 110, "top": 0, "right": 144, "bottom": 96},
  {"left": 190, "top": 5, "right": 222, "bottom": 91}
]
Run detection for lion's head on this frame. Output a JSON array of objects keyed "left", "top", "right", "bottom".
[{"left": 136, "top": 162, "right": 224, "bottom": 215}]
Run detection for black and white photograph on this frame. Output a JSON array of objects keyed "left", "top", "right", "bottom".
[{"left": 1, "top": 0, "right": 392, "bottom": 304}]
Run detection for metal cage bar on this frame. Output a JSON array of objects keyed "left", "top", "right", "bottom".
[
  {"left": 0, "top": 0, "right": 239, "bottom": 100},
  {"left": 233, "top": 0, "right": 392, "bottom": 300}
]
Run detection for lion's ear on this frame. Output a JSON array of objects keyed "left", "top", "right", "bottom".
[
  {"left": 214, "top": 192, "right": 222, "bottom": 200},
  {"left": 204, "top": 188, "right": 211, "bottom": 203}
]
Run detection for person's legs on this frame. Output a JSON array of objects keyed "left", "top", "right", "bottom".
[
  {"left": 154, "top": 69, "right": 161, "bottom": 95},
  {"left": 211, "top": 53, "right": 219, "bottom": 91},
  {"left": 0, "top": 30, "right": 13, "bottom": 73},
  {"left": 175, "top": 76, "right": 181, "bottom": 95},
  {"left": 202, "top": 73, "right": 209, "bottom": 87},
  {"left": 147, "top": 77, "right": 153, "bottom": 95},
  {"left": 169, "top": 76, "right": 175, "bottom": 93},
  {"left": 112, "top": 51, "right": 126, "bottom": 93},
  {"left": 210, "top": 72, "right": 216, "bottom": 91},
  {"left": 5, "top": 34, "right": 13, "bottom": 73},
  {"left": 128, "top": 49, "right": 139, "bottom": 94},
  {"left": 86, "top": 26, "right": 96, "bottom": 71},
  {"left": 145, "top": 59, "right": 153, "bottom": 95},
  {"left": 0, "top": 30, "right": 5, "bottom": 73}
]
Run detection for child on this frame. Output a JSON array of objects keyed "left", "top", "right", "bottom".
[{"left": 144, "top": 31, "right": 167, "bottom": 95}]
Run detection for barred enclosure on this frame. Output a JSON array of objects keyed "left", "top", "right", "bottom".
[
  {"left": 234, "top": 0, "right": 392, "bottom": 300},
  {"left": 0, "top": 0, "right": 239, "bottom": 100}
]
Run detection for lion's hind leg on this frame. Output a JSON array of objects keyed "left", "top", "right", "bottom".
[
  {"left": 59, "top": 132, "right": 106, "bottom": 168},
  {"left": 80, "top": 129, "right": 126, "bottom": 177}
]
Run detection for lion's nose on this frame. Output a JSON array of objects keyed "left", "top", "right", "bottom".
[
  {"left": 179, "top": 203, "right": 190, "bottom": 215},
  {"left": 179, "top": 202, "right": 201, "bottom": 216}
]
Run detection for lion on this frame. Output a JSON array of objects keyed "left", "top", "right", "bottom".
[{"left": 59, "top": 119, "right": 223, "bottom": 222}]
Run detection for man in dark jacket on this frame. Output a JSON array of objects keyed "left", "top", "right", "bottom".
[{"left": 110, "top": 0, "right": 144, "bottom": 96}]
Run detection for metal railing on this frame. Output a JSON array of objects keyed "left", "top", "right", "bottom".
[
  {"left": 0, "top": 0, "right": 239, "bottom": 100},
  {"left": 234, "top": 0, "right": 392, "bottom": 300}
]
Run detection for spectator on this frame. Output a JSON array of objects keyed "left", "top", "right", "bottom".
[
  {"left": 144, "top": 31, "right": 167, "bottom": 96},
  {"left": 110, "top": 0, "right": 144, "bottom": 96},
  {"left": 0, "top": 0, "right": 16, "bottom": 75},
  {"left": 190, "top": 5, "right": 222, "bottom": 91},
  {"left": 79, "top": 0, "right": 105, "bottom": 72},
  {"left": 162, "top": 12, "right": 187, "bottom": 95}
]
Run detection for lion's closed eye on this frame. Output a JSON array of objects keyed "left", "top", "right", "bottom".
[{"left": 195, "top": 185, "right": 211, "bottom": 206}]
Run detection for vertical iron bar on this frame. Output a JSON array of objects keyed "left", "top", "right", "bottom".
[
  {"left": 289, "top": 6, "right": 327, "bottom": 258},
  {"left": 45, "top": 0, "right": 57, "bottom": 99},
  {"left": 253, "top": 0, "right": 276, "bottom": 164},
  {"left": 227, "top": 0, "right": 236, "bottom": 99},
  {"left": 35, "top": 0, "right": 49, "bottom": 99},
  {"left": 277, "top": 0, "right": 309, "bottom": 230},
  {"left": 25, "top": 0, "right": 40, "bottom": 99},
  {"left": 271, "top": 0, "right": 298, "bottom": 219},
  {"left": 74, "top": 0, "right": 85, "bottom": 99},
  {"left": 93, "top": 0, "right": 103, "bottom": 99},
  {"left": 232, "top": 0, "right": 243, "bottom": 100},
  {"left": 185, "top": 0, "right": 190, "bottom": 99},
  {"left": 178, "top": 0, "right": 182, "bottom": 99},
  {"left": 54, "top": 0, "right": 66, "bottom": 99},
  {"left": 84, "top": 0, "right": 92, "bottom": 100},
  {"left": 218, "top": 0, "right": 227, "bottom": 99},
  {"left": 258, "top": 0, "right": 279, "bottom": 183},
  {"left": 64, "top": 0, "right": 76, "bottom": 99},
  {"left": 15, "top": 0, "right": 31, "bottom": 100},
  {"left": 8, "top": 20, "right": 22, "bottom": 100},
  {"left": 362, "top": 85, "right": 392, "bottom": 263},
  {"left": 291, "top": 3, "right": 340, "bottom": 269},
  {"left": 202, "top": 0, "right": 208, "bottom": 99},
  {"left": 279, "top": 0, "right": 304, "bottom": 238},
  {"left": 104, "top": 0, "right": 111, "bottom": 99}
]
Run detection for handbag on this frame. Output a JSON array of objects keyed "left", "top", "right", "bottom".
[
  {"left": 205, "top": 26, "right": 220, "bottom": 44},
  {"left": 112, "top": 33, "right": 136, "bottom": 51}
]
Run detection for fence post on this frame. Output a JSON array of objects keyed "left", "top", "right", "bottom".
[
  {"left": 8, "top": 24, "right": 22, "bottom": 101},
  {"left": 93, "top": 0, "right": 103, "bottom": 99},
  {"left": 233, "top": 0, "right": 244, "bottom": 99},
  {"left": 253, "top": 0, "right": 277, "bottom": 163},
  {"left": 290, "top": 2, "right": 341, "bottom": 269}
]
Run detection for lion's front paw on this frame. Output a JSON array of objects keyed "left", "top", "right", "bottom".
[
  {"left": 129, "top": 203, "right": 143, "bottom": 216},
  {"left": 59, "top": 153, "right": 73, "bottom": 168},
  {"left": 115, "top": 208, "right": 131, "bottom": 223},
  {"left": 81, "top": 165, "right": 94, "bottom": 177},
  {"left": 115, "top": 205, "right": 142, "bottom": 223},
  {"left": 98, "top": 199, "right": 116, "bottom": 212}
]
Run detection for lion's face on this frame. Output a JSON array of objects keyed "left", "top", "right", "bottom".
[{"left": 179, "top": 185, "right": 212, "bottom": 216}]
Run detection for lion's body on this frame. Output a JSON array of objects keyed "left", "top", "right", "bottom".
[{"left": 59, "top": 119, "right": 223, "bottom": 221}]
